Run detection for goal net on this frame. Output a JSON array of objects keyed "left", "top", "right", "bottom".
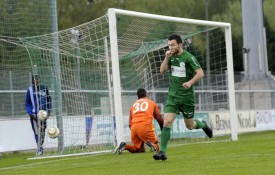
[{"left": 20, "top": 8, "right": 237, "bottom": 158}]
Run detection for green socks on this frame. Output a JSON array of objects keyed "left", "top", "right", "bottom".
[
  {"left": 160, "top": 127, "right": 171, "bottom": 153},
  {"left": 160, "top": 121, "right": 206, "bottom": 153},
  {"left": 195, "top": 119, "right": 206, "bottom": 129}
]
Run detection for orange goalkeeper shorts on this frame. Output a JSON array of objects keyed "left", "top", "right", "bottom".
[{"left": 130, "top": 122, "right": 158, "bottom": 150}]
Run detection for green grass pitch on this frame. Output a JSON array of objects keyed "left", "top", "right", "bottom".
[{"left": 1, "top": 131, "right": 275, "bottom": 175}]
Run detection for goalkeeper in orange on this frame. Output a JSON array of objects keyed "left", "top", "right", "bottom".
[{"left": 115, "top": 88, "right": 163, "bottom": 154}]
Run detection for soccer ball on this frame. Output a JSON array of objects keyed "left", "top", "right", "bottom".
[
  {"left": 37, "top": 110, "right": 48, "bottom": 121},
  {"left": 47, "top": 126, "right": 60, "bottom": 139}
]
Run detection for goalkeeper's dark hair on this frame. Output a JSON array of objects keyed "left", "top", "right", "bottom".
[
  {"left": 137, "top": 88, "right": 147, "bottom": 99},
  {"left": 168, "top": 34, "right": 183, "bottom": 44},
  {"left": 31, "top": 74, "right": 40, "bottom": 85}
]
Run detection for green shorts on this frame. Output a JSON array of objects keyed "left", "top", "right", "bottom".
[{"left": 164, "top": 95, "right": 195, "bottom": 119}]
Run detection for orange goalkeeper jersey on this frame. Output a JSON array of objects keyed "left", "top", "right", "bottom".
[{"left": 129, "top": 97, "right": 163, "bottom": 130}]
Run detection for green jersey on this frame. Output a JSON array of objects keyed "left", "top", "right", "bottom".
[{"left": 167, "top": 50, "right": 201, "bottom": 105}]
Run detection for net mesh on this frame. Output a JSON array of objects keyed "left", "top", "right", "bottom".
[
  {"left": 0, "top": 1, "right": 54, "bottom": 118},
  {"left": 5, "top": 10, "right": 233, "bottom": 157},
  {"left": 114, "top": 14, "right": 231, "bottom": 145}
]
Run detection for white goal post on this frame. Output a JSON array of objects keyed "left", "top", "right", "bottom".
[
  {"left": 20, "top": 8, "right": 237, "bottom": 158},
  {"left": 108, "top": 8, "right": 237, "bottom": 144}
]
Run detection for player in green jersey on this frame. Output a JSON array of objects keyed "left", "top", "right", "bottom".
[{"left": 153, "top": 34, "right": 213, "bottom": 161}]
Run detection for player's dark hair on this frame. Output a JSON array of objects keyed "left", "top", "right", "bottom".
[
  {"left": 32, "top": 75, "right": 40, "bottom": 84},
  {"left": 137, "top": 88, "right": 147, "bottom": 99},
  {"left": 168, "top": 34, "right": 183, "bottom": 44}
]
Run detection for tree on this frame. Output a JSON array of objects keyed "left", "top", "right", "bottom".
[
  {"left": 211, "top": 0, "right": 243, "bottom": 71},
  {"left": 56, "top": 0, "right": 275, "bottom": 74},
  {"left": 263, "top": 0, "right": 275, "bottom": 74}
]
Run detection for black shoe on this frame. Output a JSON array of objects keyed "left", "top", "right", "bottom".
[
  {"left": 202, "top": 120, "right": 213, "bottom": 138},
  {"left": 153, "top": 151, "right": 167, "bottom": 161},
  {"left": 145, "top": 140, "right": 157, "bottom": 152},
  {"left": 115, "top": 142, "right": 126, "bottom": 154}
]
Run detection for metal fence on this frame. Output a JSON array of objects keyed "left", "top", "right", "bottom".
[{"left": 1, "top": 71, "right": 275, "bottom": 119}]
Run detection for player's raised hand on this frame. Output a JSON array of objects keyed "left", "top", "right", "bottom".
[{"left": 165, "top": 50, "right": 173, "bottom": 58}]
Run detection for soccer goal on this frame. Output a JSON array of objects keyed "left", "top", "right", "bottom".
[{"left": 20, "top": 8, "right": 237, "bottom": 158}]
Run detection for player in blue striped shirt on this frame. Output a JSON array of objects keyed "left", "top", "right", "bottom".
[{"left": 25, "top": 75, "right": 51, "bottom": 156}]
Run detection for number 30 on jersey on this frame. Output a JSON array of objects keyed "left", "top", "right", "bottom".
[{"left": 132, "top": 101, "right": 149, "bottom": 114}]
